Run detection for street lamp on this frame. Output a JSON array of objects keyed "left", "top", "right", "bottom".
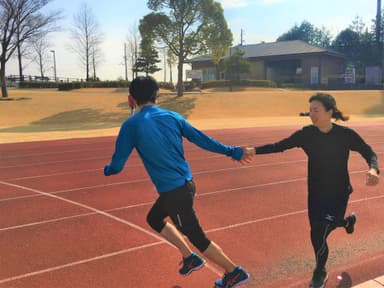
[{"left": 50, "top": 50, "right": 57, "bottom": 82}]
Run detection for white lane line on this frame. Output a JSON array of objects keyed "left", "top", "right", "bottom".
[
  {"left": 1, "top": 147, "right": 111, "bottom": 159},
  {"left": 0, "top": 200, "right": 155, "bottom": 232},
  {"left": 0, "top": 181, "right": 165, "bottom": 242},
  {"left": 1, "top": 172, "right": 383, "bottom": 233},
  {"left": 0, "top": 161, "right": 371, "bottom": 205},
  {"left": 0, "top": 180, "right": 222, "bottom": 280},
  {"left": 0, "top": 241, "right": 164, "bottom": 284},
  {"left": 4, "top": 155, "right": 225, "bottom": 181},
  {"left": 1, "top": 192, "right": 383, "bottom": 284},
  {"left": 0, "top": 156, "right": 112, "bottom": 169},
  {"left": 0, "top": 159, "right": 308, "bottom": 203}
]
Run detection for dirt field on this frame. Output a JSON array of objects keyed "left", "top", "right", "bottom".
[{"left": 0, "top": 87, "right": 383, "bottom": 143}]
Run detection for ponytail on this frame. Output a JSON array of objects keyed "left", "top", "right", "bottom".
[{"left": 332, "top": 107, "right": 349, "bottom": 121}]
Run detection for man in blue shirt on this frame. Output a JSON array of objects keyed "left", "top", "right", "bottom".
[{"left": 105, "top": 76, "right": 250, "bottom": 288}]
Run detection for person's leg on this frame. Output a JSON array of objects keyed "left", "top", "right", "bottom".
[
  {"left": 309, "top": 220, "right": 335, "bottom": 287},
  {"left": 148, "top": 185, "right": 205, "bottom": 276},
  {"left": 167, "top": 181, "right": 237, "bottom": 272},
  {"left": 332, "top": 194, "right": 356, "bottom": 234},
  {"left": 202, "top": 241, "right": 236, "bottom": 272},
  {"left": 146, "top": 195, "right": 192, "bottom": 258},
  {"left": 160, "top": 222, "right": 192, "bottom": 258},
  {"left": 310, "top": 220, "right": 335, "bottom": 271},
  {"left": 167, "top": 181, "right": 249, "bottom": 286}
]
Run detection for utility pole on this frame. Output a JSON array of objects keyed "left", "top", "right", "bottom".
[
  {"left": 50, "top": 50, "right": 57, "bottom": 82},
  {"left": 377, "top": 0, "right": 382, "bottom": 45},
  {"left": 124, "top": 43, "right": 128, "bottom": 81},
  {"left": 378, "top": 0, "right": 383, "bottom": 82},
  {"left": 240, "top": 29, "right": 244, "bottom": 46}
]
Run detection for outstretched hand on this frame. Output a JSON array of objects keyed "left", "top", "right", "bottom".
[
  {"left": 238, "top": 146, "right": 255, "bottom": 164},
  {"left": 366, "top": 168, "right": 379, "bottom": 186}
]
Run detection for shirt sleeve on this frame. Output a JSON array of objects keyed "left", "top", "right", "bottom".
[
  {"left": 349, "top": 129, "right": 380, "bottom": 174},
  {"left": 180, "top": 117, "right": 243, "bottom": 160},
  {"left": 104, "top": 123, "right": 135, "bottom": 176},
  {"left": 255, "top": 129, "right": 303, "bottom": 154}
]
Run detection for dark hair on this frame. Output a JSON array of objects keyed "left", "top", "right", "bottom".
[
  {"left": 129, "top": 76, "right": 159, "bottom": 105},
  {"left": 309, "top": 93, "right": 349, "bottom": 121}
]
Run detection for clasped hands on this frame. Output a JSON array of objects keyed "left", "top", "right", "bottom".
[{"left": 237, "top": 147, "right": 255, "bottom": 165}]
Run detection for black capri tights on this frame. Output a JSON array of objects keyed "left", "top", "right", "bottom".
[{"left": 146, "top": 180, "right": 211, "bottom": 253}]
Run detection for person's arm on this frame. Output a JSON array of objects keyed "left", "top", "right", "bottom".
[
  {"left": 253, "top": 129, "right": 303, "bottom": 155},
  {"left": 349, "top": 129, "right": 380, "bottom": 185},
  {"left": 104, "top": 124, "right": 134, "bottom": 176},
  {"left": 180, "top": 118, "right": 244, "bottom": 161}
]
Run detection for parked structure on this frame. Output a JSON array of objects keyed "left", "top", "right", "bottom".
[{"left": 187, "top": 40, "right": 346, "bottom": 86}]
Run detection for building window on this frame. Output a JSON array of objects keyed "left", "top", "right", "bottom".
[{"left": 203, "top": 67, "right": 217, "bottom": 81}]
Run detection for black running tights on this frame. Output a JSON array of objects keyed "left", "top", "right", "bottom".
[{"left": 310, "top": 221, "right": 336, "bottom": 270}]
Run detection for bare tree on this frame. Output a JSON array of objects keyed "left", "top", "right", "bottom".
[
  {"left": 0, "top": 0, "right": 60, "bottom": 97},
  {"left": 70, "top": 2, "right": 103, "bottom": 81},
  {"left": 30, "top": 32, "right": 50, "bottom": 79},
  {"left": 126, "top": 22, "right": 140, "bottom": 80},
  {"left": 167, "top": 48, "right": 176, "bottom": 84},
  {"left": 16, "top": 1, "right": 59, "bottom": 82}
]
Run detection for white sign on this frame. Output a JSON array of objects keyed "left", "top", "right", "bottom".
[
  {"left": 310, "top": 66, "right": 319, "bottom": 85},
  {"left": 365, "top": 66, "right": 381, "bottom": 85},
  {"left": 344, "top": 67, "right": 356, "bottom": 84},
  {"left": 186, "top": 70, "right": 202, "bottom": 79}
]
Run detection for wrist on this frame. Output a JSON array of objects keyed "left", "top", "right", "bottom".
[{"left": 232, "top": 147, "right": 243, "bottom": 161}]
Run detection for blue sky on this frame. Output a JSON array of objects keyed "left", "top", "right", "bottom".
[{"left": 7, "top": 0, "right": 380, "bottom": 81}]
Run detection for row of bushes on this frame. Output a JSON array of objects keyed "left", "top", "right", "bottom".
[
  {"left": 19, "top": 81, "right": 59, "bottom": 89},
  {"left": 14, "top": 79, "right": 383, "bottom": 91},
  {"left": 58, "top": 80, "right": 132, "bottom": 90},
  {"left": 200, "top": 79, "right": 277, "bottom": 89},
  {"left": 16, "top": 80, "right": 176, "bottom": 91},
  {"left": 279, "top": 82, "right": 384, "bottom": 90}
]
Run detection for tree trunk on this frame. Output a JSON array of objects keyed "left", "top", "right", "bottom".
[
  {"left": 0, "top": 63, "right": 8, "bottom": 98},
  {"left": 169, "top": 63, "right": 173, "bottom": 84},
  {"left": 17, "top": 43, "right": 23, "bottom": 82},
  {"left": 177, "top": 58, "right": 184, "bottom": 96},
  {"left": 86, "top": 47, "right": 90, "bottom": 81}
]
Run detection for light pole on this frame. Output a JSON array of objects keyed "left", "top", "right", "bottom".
[{"left": 50, "top": 50, "right": 57, "bottom": 82}]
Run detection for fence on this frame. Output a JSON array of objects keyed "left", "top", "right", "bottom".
[{"left": 6, "top": 75, "right": 84, "bottom": 87}]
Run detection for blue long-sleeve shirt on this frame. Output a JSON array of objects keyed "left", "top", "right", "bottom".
[{"left": 104, "top": 105, "right": 243, "bottom": 193}]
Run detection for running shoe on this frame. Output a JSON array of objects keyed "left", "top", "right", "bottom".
[
  {"left": 179, "top": 252, "right": 205, "bottom": 276},
  {"left": 345, "top": 213, "right": 357, "bottom": 234},
  {"left": 214, "top": 266, "right": 250, "bottom": 288}
]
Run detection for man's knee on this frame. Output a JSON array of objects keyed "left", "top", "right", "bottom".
[{"left": 146, "top": 211, "right": 166, "bottom": 233}]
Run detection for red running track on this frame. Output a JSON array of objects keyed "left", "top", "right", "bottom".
[{"left": 0, "top": 123, "right": 383, "bottom": 288}]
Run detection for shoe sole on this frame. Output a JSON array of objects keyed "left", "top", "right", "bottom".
[
  {"left": 179, "top": 260, "right": 206, "bottom": 277},
  {"left": 214, "top": 273, "right": 250, "bottom": 288}
]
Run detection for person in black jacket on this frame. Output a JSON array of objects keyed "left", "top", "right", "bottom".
[{"left": 246, "top": 93, "right": 380, "bottom": 288}]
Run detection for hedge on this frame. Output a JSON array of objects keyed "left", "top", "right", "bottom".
[
  {"left": 200, "top": 79, "right": 277, "bottom": 89},
  {"left": 18, "top": 81, "right": 59, "bottom": 89}
]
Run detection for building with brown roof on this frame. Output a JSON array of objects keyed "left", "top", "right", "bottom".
[{"left": 187, "top": 40, "right": 346, "bottom": 86}]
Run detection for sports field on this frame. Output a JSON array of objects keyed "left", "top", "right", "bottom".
[
  {"left": 0, "top": 88, "right": 383, "bottom": 287},
  {"left": 0, "top": 87, "right": 383, "bottom": 143}
]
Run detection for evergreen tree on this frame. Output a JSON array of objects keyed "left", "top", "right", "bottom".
[{"left": 134, "top": 39, "right": 161, "bottom": 76}]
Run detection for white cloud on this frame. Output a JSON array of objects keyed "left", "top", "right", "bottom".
[
  {"left": 260, "top": 0, "right": 285, "bottom": 5},
  {"left": 218, "top": 0, "right": 248, "bottom": 9}
]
